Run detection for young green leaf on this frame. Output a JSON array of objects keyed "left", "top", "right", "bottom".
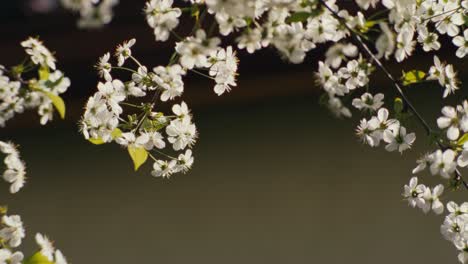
[
  {"left": 128, "top": 145, "right": 148, "bottom": 171},
  {"left": 458, "top": 133, "right": 468, "bottom": 146},
  {"left": 401, "top": 70, "right": 426, "bottom": 86},
  {"left": 29, "top": 83, "right": 66, "bottom": 119},
  {"left": 111, "top": 128, "right": 123, "bottom": 139},
  {"left": 44, "top": 91, "right": 65, "bottom": 119},
  {"left": 364, "top": 20, "right": 377, "bottom": 28},
  {"left": 360, "top": 21, "right": 377, "bottom": 33},
  {"left": 24, "top": 252, "right": 53, "bottom": 264},
  {"left": 38, "top": 66, "right": 50, "bottom": 80},
  {"left": 88, "top": 138, "right": 105, "bottom": 145},
  {"left": 244, "top": 17, "right": 253, "bottom": 27}
]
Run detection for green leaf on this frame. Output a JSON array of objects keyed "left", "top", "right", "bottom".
[
  {"left": 141, "top": 119, "right": 155, "bottom": 131},
  {"left": 128, "top": 146, "right": 148, "bottom": 171},
  {"left": 364, "top": 20, "right": 377, "bottom": 28},
  {"left": 88, "top": 138, "right": 105, "bottom": 145},
  {"left": 29, "top": 83, "right": 66, "bottom": 119},
  {"left": 458, "top": 133, "right": 468, "bottom": 146},
  {"left": 394, "top": 97, "right": 404, "bottom": 114},
  {"left": 190, "top": 5, "right": 199, "bottom": 19},
  {"left": 111, "top": 128, "right": 122, "bottom": 139},
  {"left": 24, "top": 252, "right": 53, "bottom": 264},
  {"left": 12, "top": 65, "right": 24, "bottom": 75},
  {"left": 244, "top": 17, "right": 253, "bottom": 27},
  {"left": 360, "top": 20, "right": 377, "bottom": 33},
  {"left": 44, "top": 91, "right": 65, "bottom": 119},
  {"left": 401, "top": 70, "right": 426, "bottom": 86},
  {"left": 286, "top": 12, "right": 311, "bottom": 23},
  {"left": 38, "top": 66, "right": 50, "bottom": 80}
]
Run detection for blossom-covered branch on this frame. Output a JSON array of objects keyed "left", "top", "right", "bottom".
[
  {"left": 318, "top": 0, "right": 468, "bottom": 189},
  {"left": 70, "top": 0, "right": 467, "bottom": 262},
  {"left": 1, "top": 38, "right": 69, "bottom": 264}
]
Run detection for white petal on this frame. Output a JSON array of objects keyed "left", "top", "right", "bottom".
[
  {"left": 447, "top": 126, "right": 460, "bottom": 140},
  {"left": 437, "top": 117, "right": 451, "bottom": 129}
]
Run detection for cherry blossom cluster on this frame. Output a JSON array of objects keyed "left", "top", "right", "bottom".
[
  {"left": 60, "top": 0, "right": 119, "bottom": 29},
  {"left": 441, "top": 201, "right": 468, "bottom": 264},
  {"left": 0, "top": 37, "right": 70, "bottom": 264},
  {"left": 137, "top": 0, "right": 467, "bottom": 123},
  {"left": 0, "top": 37, "right": 69, "bottom": 127},
  {"left": 114, "top": 0, "right": 467, "bottom": 260},
  {"left": 356, "top": 108, "right": 416, "bottom": 153},
  {"left": 81, "top": 39, "right": 202, "bottom": 178},
  {"left": 144, "top": 0, "right": 182, "bottom": 42},
  {"left": 437, "top": 101, "right": 468, "bottom": 142},
  {"left": 409, "top": 100, "right": 468, "bottom": 181},
  {"left": 298, "top": 0, "right": 467, "bottom": 262},
  {"left": 146, "top": 0, "right": 345, "bottom": 64},
  {"left": 369, "top": 0, "right": 468, "bottom": 62},
  {"left": 403, "top": 177, "right": 444, "bottom": 215},
  {"left": 316, "top": 56, "right": 374, "bottom": 118},
  {"left": 175, "top": 31, "right": 238, "bottom": 95},
  {"left": 427, "top": 56, "right": 460, "bottom": 98},
  {"left": 0, "top": 141, "right": 26, "bottom": 194},
  {"left": 0, "top": 208, "right": 68, "bottom": 264}
]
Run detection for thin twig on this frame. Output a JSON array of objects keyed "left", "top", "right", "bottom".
[{"left": 422, "top": 7, "right": 461, "bottom": 22}]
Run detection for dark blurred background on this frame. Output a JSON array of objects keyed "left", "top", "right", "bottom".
[{"left": 1, "top": 1, "right": 468, "bottom": 263}]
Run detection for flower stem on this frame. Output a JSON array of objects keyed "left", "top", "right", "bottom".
[
  {"left": 422, "top": 7, "right": 461, "bottom": 22},
  {"left": 190, "top": 69, "right": 214, "bottom": 79},
  {"left": 112, "top": 66, "right": 139, "bottom": 74}
]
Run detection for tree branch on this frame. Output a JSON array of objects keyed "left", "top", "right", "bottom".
[{"left": 318, "top": 0, "right": 468, "bottom": 190}]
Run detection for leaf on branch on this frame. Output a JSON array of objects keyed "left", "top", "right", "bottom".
[
  {"left": 44, "top": 91, "right": 66, "bottom": 119},
  {"left": 401, "top": 70, "right": 426, "bottom": 86},
  {"left": 458, "top": 133, "right": 468, "bottom": 146},
  {"left": 360, "top": 21, "right": 378, "bottom": 33},
  {"left": 128, "top": 145, "right": 148, "bottom": 171},
  {"left": 88, "top": 138, "right": 105, "bottom": 145},
  {"left": 111, "top": 128, "right": 123, "bottom": 139},
  {"left": 38, "top": 66, "right": 50, "bottom": 80},
  {"left": 24, "top": 252, "right": 54, "bottom": 264},
  {"left": 364, "top": 20, "right": 377, "bottom": 28},
  {"left": 29, "top": 83, "right": 66, "bottom": 119},
  {"left": 12, "top": 65, "right": 24, "bottom": 75}
]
